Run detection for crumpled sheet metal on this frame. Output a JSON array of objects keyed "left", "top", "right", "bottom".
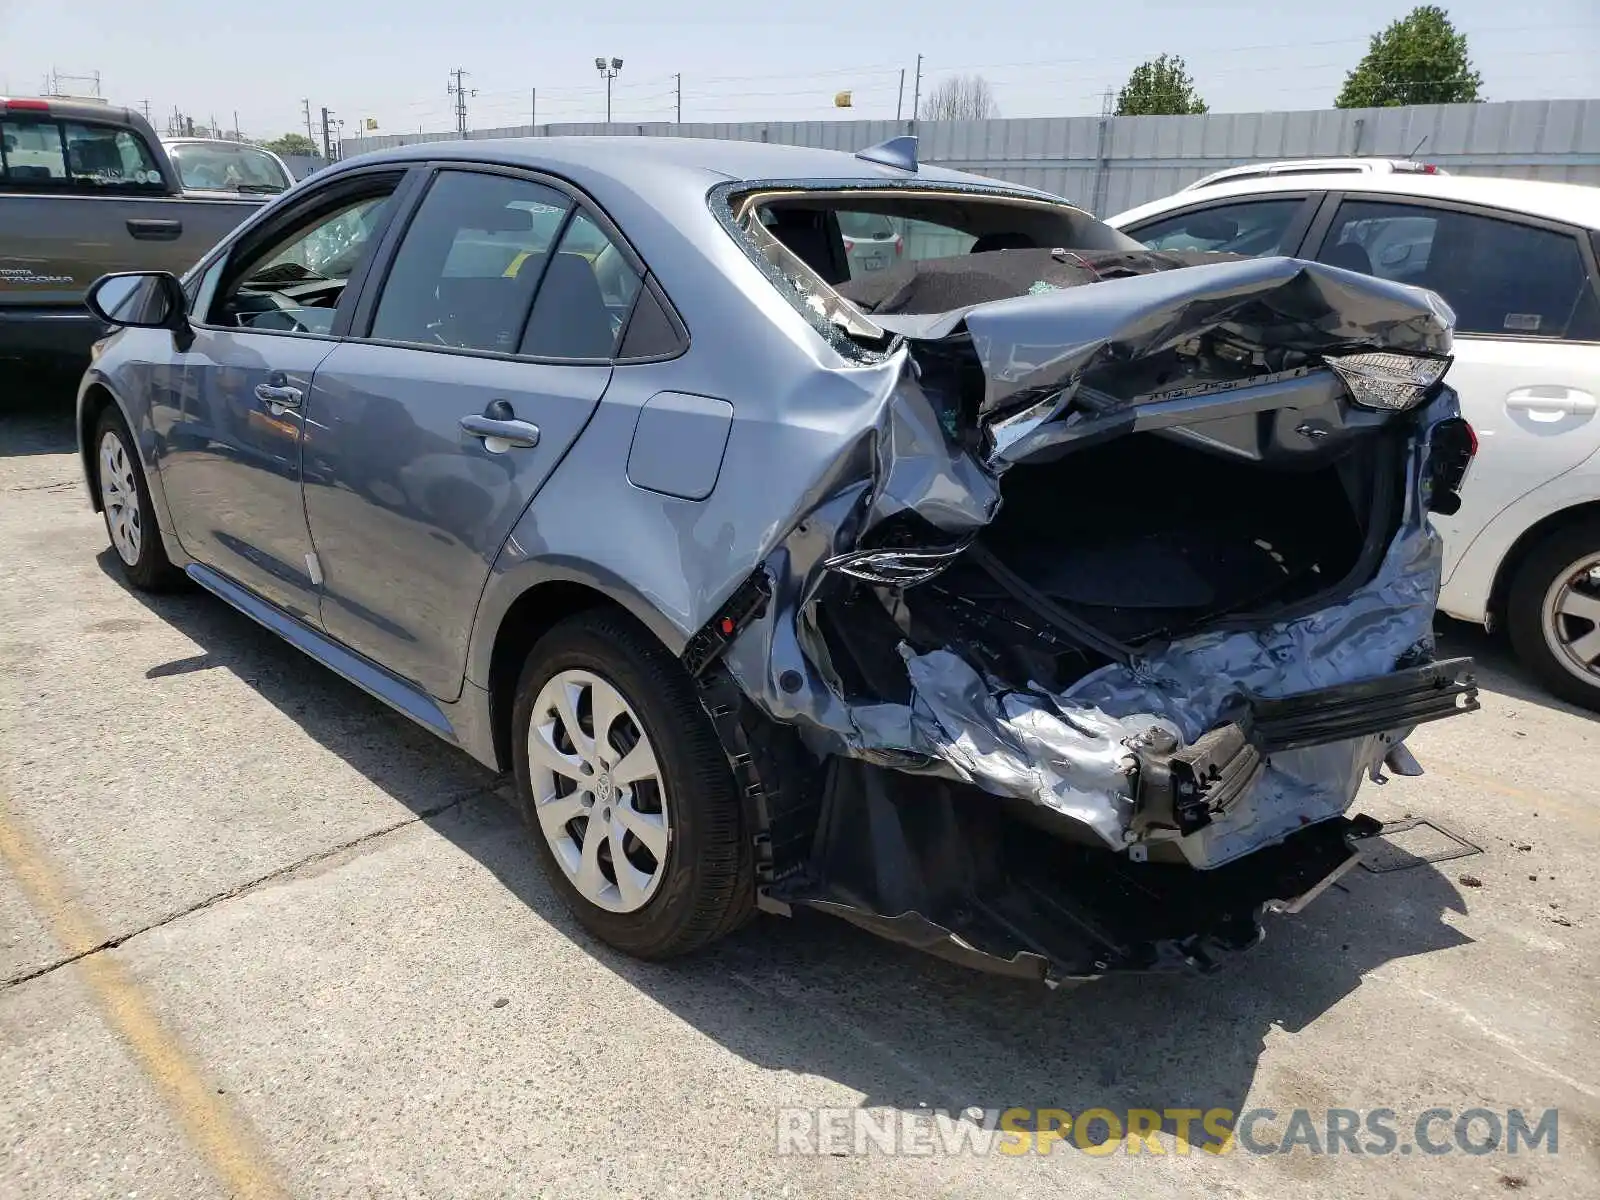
[
  {"left": 717, "top": 264, "right": 1459, "bottom": 866},
  {"left": 956, "top": 256, "right": 1455, "bottom": 421}
]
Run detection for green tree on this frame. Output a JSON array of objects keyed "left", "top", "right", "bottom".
[
  {"left": 1115, "top": 54, "right": 1208, "bottom": 116},
  {"left": 1335, "top": 6, "right": 1483, "bottom": 107},
  {"left": 262, "top": 132, "right": 319, "bottom": 157}
]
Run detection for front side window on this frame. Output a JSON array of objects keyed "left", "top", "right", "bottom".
[
  {"left": 371, "top": 171, "right": 571, "bottom": 353},
  {"left": 1, "top": 119, "right": 163, "bottom": 191},
  {"left": 1317, "top": 200, "right": 1599, "bottom": 340},
  {"left": 207, "top": 188, "right": 397, "bottom": 334},
  {"left": 168, "top": 142, "right": 291, "bottom": 194},
  {"left": 1129, "top": 198, "right": 1306, "bottom": 257}
]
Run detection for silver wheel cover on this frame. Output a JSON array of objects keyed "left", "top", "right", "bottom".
[
  {"left": 98, "top": 430, "right": 142, "bottom": 567},
  {"left": 526, "top": 668, "right": 672, "bottom": 913},
  {"left": 1540, "top": 554, "right": 1600, "bottom": 688}
]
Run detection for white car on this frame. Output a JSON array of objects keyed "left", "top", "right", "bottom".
[
  {"left": 1110, "top": 172, "right": 1600, "bottom": 711},
  {"left": 1180, "top": 158, "right": 1447, "bottom": 193}
]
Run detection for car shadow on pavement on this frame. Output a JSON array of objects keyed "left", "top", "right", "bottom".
[
  {"left": 104, "top": 548, "right": 1475, "bottom": 1153},
  {"left": 0, "top": 387, "right": 79, "bottom": 457}
]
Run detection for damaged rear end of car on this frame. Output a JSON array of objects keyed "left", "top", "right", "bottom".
[{"left": 693, "top": 181, "right": 1480, "bottom": 985}]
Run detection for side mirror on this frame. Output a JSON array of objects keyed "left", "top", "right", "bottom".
[{"left": 85, "top": 271, "right": 188, "bottom": 331}]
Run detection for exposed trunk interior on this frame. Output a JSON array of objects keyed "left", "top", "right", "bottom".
[{"left": 818, "top": 425, "right": 1404, "bottom": 701}]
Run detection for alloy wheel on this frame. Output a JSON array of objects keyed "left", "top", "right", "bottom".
[
  {"left": 525, "top": 668, "right": 672, "bottom": 913},
  {"left": 98, "top": 430, "right": 142, "bottom": 567},
  {"left": 1540, "top": 555, "right": 1600, "bottom": 687}
]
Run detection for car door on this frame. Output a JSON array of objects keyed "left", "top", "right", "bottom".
[
  {"left": 150, "top": 168, "right": 409, "bottom": 622},
  {"left": 300, "top": 166, "right": 643, "bottom": 698},
  {"left": 1304, "top": 196, "right": 1600, "bottom": 581}
]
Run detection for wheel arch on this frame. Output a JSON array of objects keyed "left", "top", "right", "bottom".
[
  {"left": 478, "top": 574, "right": 689, "bottom": 772},
  {"left": 1488, "top": 499, "right": 1600, "bottom": 629},
  {"left": 78, "top": 379, "right": 121, "bottom": 513}
]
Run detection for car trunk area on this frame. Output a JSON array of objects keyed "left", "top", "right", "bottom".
[{"left": 820, "top": 424, "right": 1402, "bottom": 702}]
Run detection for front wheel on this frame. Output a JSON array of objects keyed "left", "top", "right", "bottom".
[
  {"left": 1507, "top": 518, "right": 1600, "bottom": 712},
  {"left": 511, "top": 610, "right": 754, "bottom": 958},
  {"left": 94, "top": 409, "right": 184, "bottom": 591}
]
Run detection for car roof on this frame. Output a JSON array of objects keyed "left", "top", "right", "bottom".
[
  {"left": 1184, "top": 158, "right": 1431, "bottom": 188},
  {"left": 328, "top": 134, "right": 1071, "bottom": 205},
  {"left": 1113, "top": 170, "right": 1600, "bottom": 231}
]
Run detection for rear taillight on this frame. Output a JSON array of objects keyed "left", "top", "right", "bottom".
[
  {"left": 894, "top": 234, "right": 904, "bottom": 257},
  {"left": 1421, "top": 163, "right": 1439, "bottom": 174},
  {"left": 842, "top": 237, "right": 855, "bottom": 253},
  {"left": 2, "top": 97, "right": 50, "bottom": 112}
]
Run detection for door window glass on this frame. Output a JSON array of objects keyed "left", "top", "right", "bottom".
[
  {"left": 1, "top": 119, "right": 164, "bottom": 191},
  {"left": 207, "top": 189, "right": 396, "bottom": 334},
  {"left": 1317, "top": 200, "right": 1598, "bottom": 340},
  {"left": 520, "top": 210, "right": 640, "bottom": 359},
  {"left": 1129, "top": 199, "right": 1306, "bottom": 256},
  {"left": 372, "top": 171, "right": 570, "bottom": 353}
]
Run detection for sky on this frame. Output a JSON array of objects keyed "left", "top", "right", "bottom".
[{"left": 1, "top": 0, "right": 1596, "bottom": 142}]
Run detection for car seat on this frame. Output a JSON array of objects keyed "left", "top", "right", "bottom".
[
  {"left": 521, "top": 252, "right": 616, "bottom": 358},
  {"left": 1320, "top": 240, "right": 1375, "bottom": 277}
]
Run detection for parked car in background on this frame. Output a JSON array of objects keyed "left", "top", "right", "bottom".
[
  {"left": 160, "top": 136, "right": 295, "bottom": 198},
  {"left": 835, "top": 208, "right": 903, "bottom": 276},
  {"left": 1111, "top": 172, "right": 1600, "bottom": 711},
  {"left": 76, "top": 135, "right": 1477, "bottom": 985},
  {"left": 1, "top": 97, "right": 267, "bottom": 378},
  {"left": 1180, "top": 158, "right": 1447, "bottom": 193}
]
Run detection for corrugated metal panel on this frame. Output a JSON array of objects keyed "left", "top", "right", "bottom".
[{"left": 343, "top": 100, "right": 1600, "bottom": 214}]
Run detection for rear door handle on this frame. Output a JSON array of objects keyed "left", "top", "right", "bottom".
[
  {"left": 1506, "top": 387, "right": 1597, "bottom": 416},
  {"left": 126, "top": 218, "right": 183, "bottom": 241},
  {"left": 460, "top": 414, "right": 541, "bottom": 451}
]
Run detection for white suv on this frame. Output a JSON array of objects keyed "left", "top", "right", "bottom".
[{"left": 1110, "top": 173, "right": 1600, "bottom": 711}]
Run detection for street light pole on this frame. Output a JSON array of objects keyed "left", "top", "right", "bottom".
[{"left": 594, "top": 56, "right": 623, "bottom": 124}]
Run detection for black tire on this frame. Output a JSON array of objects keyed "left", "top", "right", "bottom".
[
  {"left": 511, "top": 609, "right": 754, "bottom": 959},
  {"left": 92, "top": 407, "right": 185, "bottom": 592},
  {"left": 1507, "top": 517, "right": 1600, "bottom": 713}
]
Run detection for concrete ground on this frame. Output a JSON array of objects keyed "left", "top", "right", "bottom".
[{"left": 2, "top": 389, "right": 1597, "bottom": 1199}]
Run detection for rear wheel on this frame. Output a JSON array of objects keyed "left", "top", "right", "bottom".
[
  {"left": 511, "top": 610, "right": 753, "bottom": 958},
  {"left": 94, "top": 408, "right": 183, "bottom": 591},
  {"left": 1508, "top": 518, "right": 1600, "bottom": 713}
]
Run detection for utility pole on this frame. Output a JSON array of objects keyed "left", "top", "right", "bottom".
[
  {"left": 233, "top": 110, "right": 240, "bottom": 140},
  {"left": 674, "top": 73, "right": 682, "bottom": 123},
  {"left": 139, "top": 99, "right": 152, "bottom": 122},
  {"left": 531, "top": 88, "right": 536, "bottom": 131},
  {"left": 447, "top": 68, "right": 476, "bottom": 137},
  {"left": 320, "top": 106, "right": 334, "bottom": 162},
  {"left": 594, "top": 57, "right": 622, "bottom": 124},
  {"left": 910, "top": 54, "right": 923, "bottom": 129},
  {"left": 896, "top": 68, "right": 905, "bottom": 122},
  {"left": 302, "top": 98, "right": 315, "bottom": 146}
]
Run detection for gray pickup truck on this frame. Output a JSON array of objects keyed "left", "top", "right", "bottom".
[{"left": 1, "top": 97, "right": 270, "bottom": 376}]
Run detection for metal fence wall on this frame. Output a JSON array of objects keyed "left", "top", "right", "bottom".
[{"left": 341, "top": 99, "right": 1600, "bottom": 215}]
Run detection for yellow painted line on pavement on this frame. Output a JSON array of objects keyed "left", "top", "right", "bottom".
[
  {"left": 1423, "top": 762, "right": 1600, "bottom": 828},
  {"left": 0, "top": 803, "right": 287, "bottom": 1200}
]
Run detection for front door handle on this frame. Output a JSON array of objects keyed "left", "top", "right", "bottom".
[
  {"left": 459, "top": 414, "right": 541, "bottom": 451},
  {"left": 255, "top": 382, "right": 303, "bottom": 414},
  {"left": 127, "top": 217, "right": 183, "bottom": 241}
]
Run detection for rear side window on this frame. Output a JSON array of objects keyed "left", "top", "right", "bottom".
[
  {"left": 520, "top": 210, "right": 640, "bottom": 358},
  {"left": 1316, "top": 200, "right": 1599, "bottom": 341},
  {"left": 1130, "top": 198, "right": 1306, "bottom": 256},
  {"left": 0, "top": 118, "right": 163, "bottom": 192},
  {"left": 371, "top": 171, "right": 571, "bottom": 353}
]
